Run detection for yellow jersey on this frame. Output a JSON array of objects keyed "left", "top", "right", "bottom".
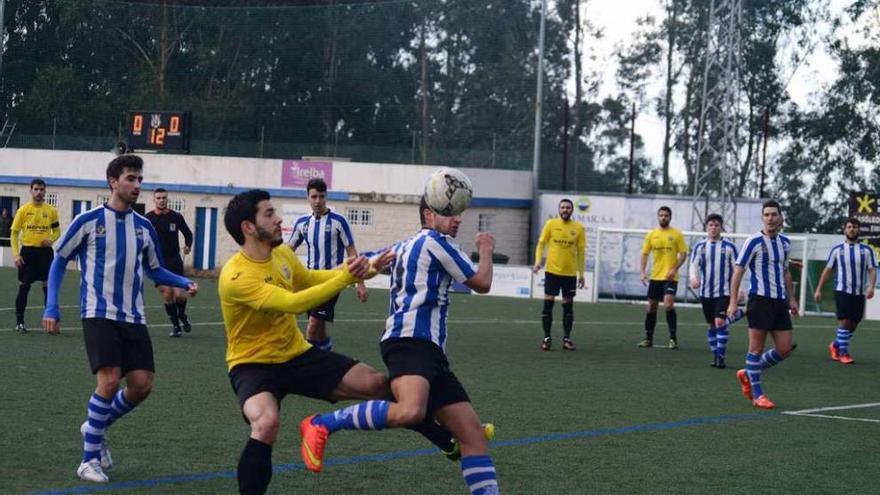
[
  {"left": 641, "top": 227, "right": 688, "bottom": 281},
  {"left": 218, "top": 246, "right": 356, "bottom": 371},
  {"left": 535, "top": 218, "right": 586, "bottom": 277},
  {"left": 11, "top": 201, "right": 60, "bottom": 256}
]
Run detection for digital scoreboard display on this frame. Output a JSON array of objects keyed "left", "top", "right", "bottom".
[{"left": 127, "top": 111, "right": 191, "bottom": 152}]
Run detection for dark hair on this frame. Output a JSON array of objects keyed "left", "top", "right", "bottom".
[
  {"left": 107, "top": 155, "right": 143, "bottom": 181},
  {"left": 705, "top": 213, "right": 723, "bottom": 226},
  {"left": 845, "top": 216, "right": 860, "bottom": 228},
  {"left": 559, "top": 198, "right": 573, "bottom": 207},
  {"left": 307, "top": 178, "right": 327, "bottom": 194},
  {"left": 30, "top": 178, "right": 46, "bottom": 189},
  {"left": 762, "top": 200, "right": 781, "bottom": 214},
  {"left": 658, "top": 206, "right": 672, "bottom": 215},
  {"left": 224, "top": 189, "right": 271, "bottom": 245},
  {"left": 154, "top": 188, "right": 167, "bottom": 195},
  {"left": 419, "top": 196, "right": 430, "bottom": 226}
]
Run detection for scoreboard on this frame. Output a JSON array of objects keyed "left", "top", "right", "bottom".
[{"left": 127, "top": 111, "right": 191, "bottom": 152}]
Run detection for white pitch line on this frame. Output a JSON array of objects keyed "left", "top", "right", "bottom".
[
  {"left": 781, "top": 413, "right": 880, "bottom": 424},
  {"left": 783, "top": 402, "right": 880, "bottom": 414}
]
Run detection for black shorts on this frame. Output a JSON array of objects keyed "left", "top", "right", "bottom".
[
  {"left": 154, "top": 257, "right": 184, "bottom": 287},
  {"left": 834, "top": 291, "right": 866, "bottom": 323},
  {"left": 381, "top": 338, "right": 470, "bottom": 417},
  {"left": 746, "top": 296, "right": 792, "bottom": 332},
  {"left": 308, "top": 294, "right": 340, "bottom": 322},
  {"left": 18, "top": 246, "right": 53, "bottom": 284},
  {"left": 228, "top": 347, "right": 358, "bottom": 409},
  {"left": 82, "top": 318, "right": 155, "bottom": 374},
  {"left": 647, "top": 280, "right": 678, "bottom": 301},
  {"left": 544, "top": 272, "right": 576, "bottom": 298},
  {"left": 700, "top": 296, "right": 731, "bottom": 324}
]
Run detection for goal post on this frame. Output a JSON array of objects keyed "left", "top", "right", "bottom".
[{"left": 593, "top": 227, "right": 810, "bottom": 315}]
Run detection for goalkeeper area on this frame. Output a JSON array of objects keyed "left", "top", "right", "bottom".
[{"left": 2, "top": 267, "right": 879, "bottom": 494}]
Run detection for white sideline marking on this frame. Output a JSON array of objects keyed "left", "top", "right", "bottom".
[{"left": 782, "top": 402, "right": 880, "bottom": 424}]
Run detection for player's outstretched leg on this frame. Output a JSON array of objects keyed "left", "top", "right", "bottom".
[{"left": 301, "top": 400, "right": 390, "bottom": 472}]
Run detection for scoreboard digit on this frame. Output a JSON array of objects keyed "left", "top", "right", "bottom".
[{"left": 127, "top": 111, "right": 191, "bottom": 152}]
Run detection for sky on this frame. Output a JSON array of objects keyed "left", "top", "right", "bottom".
[{"left": 575, "top": 0, "right": 864, "bottom": 186}]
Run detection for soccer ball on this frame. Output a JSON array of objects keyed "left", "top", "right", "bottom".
[{"left": 424, "top": 167, "right": 473, "bottom": 216}]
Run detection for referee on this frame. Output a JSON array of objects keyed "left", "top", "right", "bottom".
[
  {"left": 146, "top": 188, "right": 194, "bottom": 337},
  {"left": 11, "top": 178, "right": 60, "bottom": 333}
]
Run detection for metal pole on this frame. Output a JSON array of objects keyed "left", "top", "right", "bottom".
[
  {"left": 259, "top": 125, "right": 265, "bottom": 158},
  {"left": 52, "top": 118, "right": 57, "bottom": 149},
  {"left": 0, "top": 0, "right": 5, "bottom": 82},
  {"left": 530, "top": 0, "right": 547, "bottom": 248}
]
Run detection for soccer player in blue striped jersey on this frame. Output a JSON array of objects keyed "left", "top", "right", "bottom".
[
  {"left": 42, "top": 155, "right": 199, "bottom": 483},
  {"left": 727, "top": 200, "right": 798, "bottom": 410},
  {"left": 288, "top": 178, "right": 367, "bottom": 351},
  {"left": 813, "top": 217, "right": 876, "bottom": 365},
  {"left": 301, "top": 196, "right": 500, "bottom": 494},
  {"left": 688, "top": 214, "right": 744, "bottom": 368}
]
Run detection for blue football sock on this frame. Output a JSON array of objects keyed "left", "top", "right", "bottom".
[
  {"left": 715, "top": 325, "right": 729, "bottom": 358},
  {"left": 835, "top": 328, "right": 852, "bottom": 355},
  {"left": 706, "top": 327, "right": 717, "bottom": 353},
  {"left": 746, "top": 352, "right": 763, "bottom": 398},
  {"left": 82, "top": 393, "right": 112, "bottom": 463},
  {"left": 311, "top": 400, "right": 389, "bottom": 433},
  {"left": 461, "top": 455, "right": 499, "bottom": 494},
  {"left": 726, "top": 308, "right": 745, "bottom": 325},
  {"left": 308, "top": 337, "right": 333, "bottom": 352},
  {"left": 106, "top": 388, "right": 135, "bottom": 428},
  {"left": 760, "top": 348, "right": 784, "bottom": 369}
]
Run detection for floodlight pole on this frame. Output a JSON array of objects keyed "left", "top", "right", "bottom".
[
  {"left": 530, "top": 0, "right": 547, "bottom": 250},
  {"left": 0, "top": 0, "right": 6, "bottom": 82}
]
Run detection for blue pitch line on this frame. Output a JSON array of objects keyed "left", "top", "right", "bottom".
[{"left": 26, "top": 411, "right": 776, "bottom": 495}]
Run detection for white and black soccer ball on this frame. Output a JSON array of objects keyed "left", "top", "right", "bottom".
[{"left": 424, "top": 167, "right": 473, "bottom": 217}]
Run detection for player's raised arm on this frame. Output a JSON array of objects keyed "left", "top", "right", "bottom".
[{"left": 465, "top": 232, "right": 494, "bottom": 294}]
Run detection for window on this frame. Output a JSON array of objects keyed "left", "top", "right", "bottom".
[
  {"left": 97, "top": 194, "right": 110, "bottom": 205},
  {"left": 45, "top": 192, "right": 59, "bottom": 208},
  {"left": 345, "top": 207, "right": 373, "bottom": 226},
  {"left": 478, "top": 213, "right": 495, "bottom": 232},
  {"left": 167, "top": 198, "right": 186, "bottom": 213}
]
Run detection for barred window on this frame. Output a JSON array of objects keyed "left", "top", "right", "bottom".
[
  {"left": 97, "top": 194, "right": 110, "bottom": 205},
  {"left": 345, "top": 207, "right": 373, "bottom": 226},
  {"left": 44, "top": 192, "right": 59, "bottom": 208},
  {"left": 478, "top": 213, "right": 495, "bottom": 232},
  {"left": 167, "top": 198, "right": 186, "bottom": 213}
]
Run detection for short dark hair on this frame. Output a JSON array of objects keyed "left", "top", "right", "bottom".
[
  {"left": 107, "top": 155, "right": 143, "bottom": 181},
  {"left": 559, "top": 198, "right": 573, "bottom": 207},
  {"left": 762, "top": 200, "right": 781, "bottom": 214},
  {"left": 30, "top": 178, "right": 46, "bottom": 189},
  {"left": 658, "top": 206, "right": 672, "bottom": 215},
  {"left": 154, "top": 188, "right": 167, "bottom": 195},
  {"left": 705, "top": 213, "right": 723, "bottom": 226},
  {"left": 307, "top": 178, "right": 327, "bottom": 194},
  {"left": 419, "top": 196, "right": 430, "bottom": 226},
  {"left": 845, "top": 217, "right": 860, "bottom": 228},
  {"left": 224, "top": 189, "right": 271, "bottom": 246}
]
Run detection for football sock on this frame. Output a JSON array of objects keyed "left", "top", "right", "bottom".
[
  {"left": 408, "top": 420, "right": 455, "bottom": 452},
  {"left": 176, "top": 299, "right": 188, "bottom": 319},
  {"left": 644, "top": 312, "right": 657, "bottom": 340},
  {"left": 82, "top": 393, "right": 112, "bottom": 463},
  {"left": 715, "top": 324, "right": 729, "bottom": 358},
  {"left": 541, "top": 299, "right": 554, "bottom": 337},
  {"left": 760, "top": 348, "right": 784, "bottom": 369},
  {"left": 746, "top": 352, "right": 763, "bottom": 398},
  {"left": 461, "top": 455, "right": 499, "bottom": 495},
  {"left": 666, "top": 309, "right": 677, "bottom": 340},
  {"left": 307, "top": 338, "right": 333, "bottom": 351},
  {"left": 561, "top": 301, "right": 573, "bottom": 338},
  {"left": 15, "top": 283, "right": 29, "bottom": 324},
  {"left": 835, "top": 328, "right": 852, "bottom": 355},
  {"left": 726, "top": 308, "right": 745, "bottom": 325},
  {"left": 42, "top": 286, "right": 47, "bottom": 306},
  {"left": 238, "top": 437, "right": 272, "bottom": 495},
  {"left": 106, "top": 388, "right": 135, "bottom": 428},
  {"left": 706, "top": 326, "right": 717, "bottom": 353},
  {"left": 311, "top": 400, "right": 389, "bottom": 433},
  {"left": 164, "top": 303, "right": 180, "bottom": 327}
]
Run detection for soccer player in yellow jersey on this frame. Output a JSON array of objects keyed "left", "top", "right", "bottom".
[
  {"left": 639, "top": 206, "right": 688, "bottom": 349},
  {"left": 11, "top": 178, "right": 60, "bottom": 333},
  {"left": 533, "top": 198, "right": 585, "bottom": 351},
  {"left": 220, "top": 189, "right": 455, "bottom": 494}
]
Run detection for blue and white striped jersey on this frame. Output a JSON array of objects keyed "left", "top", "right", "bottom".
[
  {"left": 54, "top": 205, "right": 165, "bottom": 324},
  {"left": 826, "top": 242, "right": 877, "bottom": 295},
  {"left": 735, "top": 232, "right": 791, "bottom": 300},
  {"left": 381, "top": 229, "right": 477, "bottom": 352},
  {"left": 689, "top": 238, "right": 739, "bottom": 298},
  {"left": 288, "top": 210, "right": 354, "bottom": 269}
]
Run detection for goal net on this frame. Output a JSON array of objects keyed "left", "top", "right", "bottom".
[{"left": 593, "top": 227, "right": 812, "bottom": 314}]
